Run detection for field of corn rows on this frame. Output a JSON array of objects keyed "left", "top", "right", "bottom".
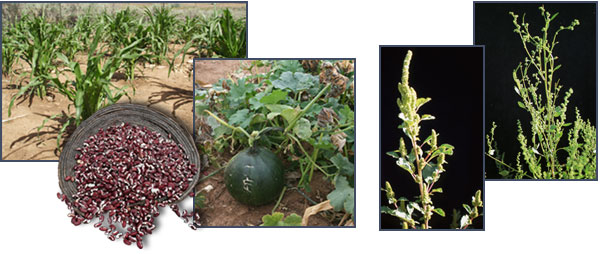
[{"left": 1, "top": 3, "right": 247, "bottom": 160}]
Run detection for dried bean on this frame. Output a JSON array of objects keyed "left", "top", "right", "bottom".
[{"left": 58, "top": 123, "right": 198, "bottom": 248}]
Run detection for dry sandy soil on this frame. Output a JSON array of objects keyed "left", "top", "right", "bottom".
[{"left": 192, "top": 60, "right": 346, "bottom": 227}]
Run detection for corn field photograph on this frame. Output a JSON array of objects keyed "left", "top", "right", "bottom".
[{"left": 1, "top": 2, "right": 247, "bottom": 160}]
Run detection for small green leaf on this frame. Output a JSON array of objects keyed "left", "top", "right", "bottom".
[
  {"left": 260, "top": 212, "right": 302, "bottom": 226},
  {"left": 293, "top": 118, "right": 312, "bottom": 140},
  {"left": 250, "top": 113, "right": 267, "bottom": 125},
  {"left": 553, "top": 64, "right": 562, "bottom": 72},
  {"left": 463, "top": 204, "right": 472, "bottom": 214},
  {"left": 517, "top": 101, "right": 526, "bottom": 109},
  {"left": 554, "top": 106, "right": 562, "bottom": 117},
  {"left": 421, "top": 114, "right": 435, "bottom": 121},
  {"left": 260, "top": 89, "right": 288, "bottom": 104},
  {"left": 423, "top": 163, "right": 437, "bottom": 184},
  {"left": 416, "top": 97, "right": 431, "bottom": 108},
  {"left": 381, "top": 206, "right": 395, "bottom": 215},
  {"left": 280, "top": 107, "right": 301, "bottom": 124},
  {"left": 396, "top": 157, "right": 413, "bottom": 174},
  {"left": 432, "top": 207, "right": 446, "bottom": 217},
  {"left": 431, "top": 188, "right": 443, "bottom": 193},
  {"left": 386, "top": 151, "right": 399, "bottom": 159},
  {"left": 265, "top": 104, "right": 293, "bottom": 113},
  {"left": 282, "top": 213, "right": 302, "bottom": 226},
  {"left": 435, "top": 144, "right": 454, "bottom": 156}
]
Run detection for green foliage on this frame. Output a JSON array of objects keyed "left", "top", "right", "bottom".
[
  {"left": 214, "top": 9, "right": 246, "bottom": 58},
  {"left": 486, "top": 6, "right": 596, "bottom": 179},
  {"left": 260, "top": 212, "right": 302, "bottom": 226},
  {"left": 450, "top": 190, "right": 483, "bottom": 229},
  {"left": 381, "top": 50, "right": 483, "bottom": 229},
  {"left": 1, "top": 27, "right": 19, "bottom": 77},
  {"left": 196, "top": 60, "right": 355, "bottom": 223},
  {"left": 45, "top": 30, "right": 139, "bottom": 148},
  {"left": 144, "top": 6, "right": 177, "bottom": 64},
  {"left": 170, "top": 9, "right": 247, "bottom": 75},
  {"left": 7, "top": 14, "right": 63, "bottom": 116}
]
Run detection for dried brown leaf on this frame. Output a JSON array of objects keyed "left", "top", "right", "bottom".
[
  {"left": 302, "top": 200, "right": 334, "bottom": 226},
  {"left": 335, "top": 60, "right": 354, "bottom": 74},
  {"left": 331, "top": 131, "right": 348, "bottom": 152},
  {"left": 300, "top": 60, "right": 321, "bottom": 74},
  {"left": 317, "top": 107, "right": 339, "bottom": 127}
]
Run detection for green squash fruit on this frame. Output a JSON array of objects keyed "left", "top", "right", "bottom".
[{"left": 224, "top": 146, "right": 284, "bottom": 206}]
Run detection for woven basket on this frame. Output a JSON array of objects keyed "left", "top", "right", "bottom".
[{"left": 58, "top": 103, "right": 201, "bottom": 207}]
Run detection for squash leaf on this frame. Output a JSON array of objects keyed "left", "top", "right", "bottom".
[
  {"left": 260, "top": 212, "right": 302, "bottom": 226},
  {"left": 327, "top": 176, "right": 354, "bottom": 215}
]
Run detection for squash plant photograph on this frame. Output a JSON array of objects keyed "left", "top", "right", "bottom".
[
  {"left": 475, "top": 3, "right": 597, "bottom": 180},
  {"left": 192, "top": 59, "right": 355, "bottom": 226},
  {"left": 380, "top": 47, "right": 484, "bottom": 230},
  {"left": 1, "top": 2, "right": 247, "bottom": 160}
]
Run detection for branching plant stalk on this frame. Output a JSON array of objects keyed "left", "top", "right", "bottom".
[
  {"left": 486, "top": 6, "right": 596, "bottom": 179},
  {"left": 381, "top": 50, "right": 482, "bottom": 229}
]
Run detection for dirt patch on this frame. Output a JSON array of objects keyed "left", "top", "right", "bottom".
[
  {"left": 194, "top": 59, "right": 246, "bottom": 88},
  {"left": 1, "top": 52, "right": 196, "bottom": 160},
  {"left": 195, "top": 163, "right": 335, "bottom": 227}
]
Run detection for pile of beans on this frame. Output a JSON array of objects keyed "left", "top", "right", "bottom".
[{"left": 58, "top": 123, "right": 198, "bottom": 248}]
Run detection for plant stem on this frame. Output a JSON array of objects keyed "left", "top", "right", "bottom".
[
  {"left": 204, "top": 109, "right": 253, "bottom": 146},
  {"left": 271, "top": 186, "right": 287, "bottom": 214},
  {"left": 199, "top": 166, "right": 224, "bottom": 182},
  {"left": 283, "top": 83, "right": 331, "bottom": 135},
  {"left": 287, "top": 133, "right": 330, "bottom": 177},
  {"left": 485, "top": 153, "right": 519, "bottom": 172},
  {"left": 411, "top": 139, "right": 429, "bottom": 229}
]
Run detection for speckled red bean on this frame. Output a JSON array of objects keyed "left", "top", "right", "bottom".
[{"left": 58, "top": 123, "right": 198, "bottom": 248}]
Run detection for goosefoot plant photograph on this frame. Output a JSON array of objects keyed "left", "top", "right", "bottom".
[
  {"left": 475, "top": 3, "right": 597, "bottom": 180},
  {"left": 1, "top": 2, "right": 247, "bottom": 160},
  {"left": 192, "top": 59, "right": 355, "bottom": 226},
  {"left": 380, "top": 47, "right": 484, "bottom": 230}
]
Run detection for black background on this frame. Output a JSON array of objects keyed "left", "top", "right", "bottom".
[
  {"left": 475, "top": 3, "right": 597, "bottom": 179},
  {"left": 380, "top": 47, "right": 484, "bottom": 229}
]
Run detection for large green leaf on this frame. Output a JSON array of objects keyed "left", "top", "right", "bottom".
[
  {"left": 330, "top": 153, "right": 354, "bottom": 177},
  {"left": 228, "top": 109, "right": 252, "bottom": 128},
  {"left": 260, "top": 89, "right": 288, "bottom": 104},
  {"left": 327, "top": 176, "right": 354, "bottom": 215},
  {"left": 272, "top": 71, "right": 318, "bottom": 92}
]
